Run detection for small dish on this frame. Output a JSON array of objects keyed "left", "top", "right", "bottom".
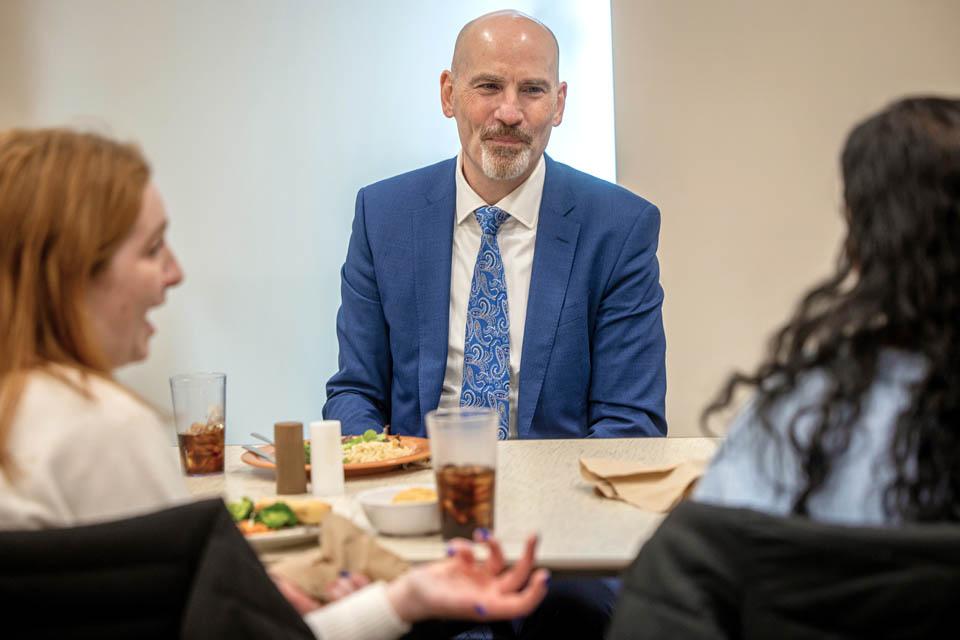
[{"left": 356, "top": 484, "right": 441, "bottom": 536}]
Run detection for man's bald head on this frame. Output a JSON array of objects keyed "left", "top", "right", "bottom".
[
  {"left": 440, "top": 10, "right": 567, "bottom": 201},
  {"left": 450, "top": 10, "right": 560, "bottom": 81}
]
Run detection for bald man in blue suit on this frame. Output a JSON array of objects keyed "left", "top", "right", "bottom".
[
  {"left": 324, "top": 13, "right": 666, "bottom": 443},
  {"left": 324, "top": 153, "right": 666, "bottom": 440},
  {"left": 324, "top": 10, "right": 666, "bottom": 640}
]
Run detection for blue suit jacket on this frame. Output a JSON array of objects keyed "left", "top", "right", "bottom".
[{"left": 324, "top": 156, "right": 667, "bottom": 438}]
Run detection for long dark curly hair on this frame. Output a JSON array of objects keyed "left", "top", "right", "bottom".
[{"left": 703, "top": 96, "right": 960, "bottom": 521}]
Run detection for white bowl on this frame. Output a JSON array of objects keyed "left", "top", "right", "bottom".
[{"left": 356, "top": 484, "right": 441, "bottom": 536}]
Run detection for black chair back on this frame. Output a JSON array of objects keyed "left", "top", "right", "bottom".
[
  {"left": 608, "top": 500, "right": 960, "bottom": 639},
  {"left": 0, "top": 498, "right": 313, "bottom": 639}
]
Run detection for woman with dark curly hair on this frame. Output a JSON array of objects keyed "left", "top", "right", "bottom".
[{"left": 694, "top": 96, "right": 960, "bottom": 524}]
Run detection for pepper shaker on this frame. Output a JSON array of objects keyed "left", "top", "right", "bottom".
[{"left": 274, "top": 421, "right": 306, "bottom": 494}]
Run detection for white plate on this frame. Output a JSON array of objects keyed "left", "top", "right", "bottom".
[{"left": 244, "top": 525, "right": 321, "bottom": 551}]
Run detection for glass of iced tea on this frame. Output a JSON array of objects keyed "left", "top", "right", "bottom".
[
  {"left": 169, "top": 372, "right": 226, "bottom": 476},
  {"left": 425, "top": 407, "right": 498, "bottom": 540}
]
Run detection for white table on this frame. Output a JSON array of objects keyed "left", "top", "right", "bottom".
[{"left": 184, "top": 438, "right": 719, "bottom": 575}]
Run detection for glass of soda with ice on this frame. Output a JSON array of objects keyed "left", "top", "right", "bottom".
[
  {"left": 425, "top": 407, "right": 498, "bottom": 539},
  {"left": 169, "top": 372, "right": 226, "bottom": 476}
]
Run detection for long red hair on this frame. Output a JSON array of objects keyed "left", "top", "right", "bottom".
[{"left": 0, "top": 129, "right": 149, "bottom": 470}]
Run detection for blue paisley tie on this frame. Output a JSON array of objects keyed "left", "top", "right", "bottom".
[{"left": 460, "top": 205, "right": 511, "bottom": 440}]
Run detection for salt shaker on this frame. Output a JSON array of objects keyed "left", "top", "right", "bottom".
[
  {"left": 309, "top": 420, "right": 345, "bottom": 496},
  {"left": 274, "top": 421, "right": 307, "bottom": 494}
]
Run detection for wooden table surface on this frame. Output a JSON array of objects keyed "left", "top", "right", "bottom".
[{"left": 183, "top": 437, "right": 719, "bottom": 574}]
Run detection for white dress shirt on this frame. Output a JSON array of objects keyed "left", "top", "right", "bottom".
[{"left": 437, "top": 152, "right": 545, "bottom": 438}]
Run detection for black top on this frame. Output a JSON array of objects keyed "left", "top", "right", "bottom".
[{"left": 608, "top": 500, "right": 960, "bottom": 639}]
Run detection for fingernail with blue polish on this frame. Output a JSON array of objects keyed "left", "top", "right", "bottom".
[
  {"left": 477, "top": 527, "right": 490, "bottom": 541},
  {"left": 446, "top": 546, "right": 456, "bottom": 557},
  {"left": 338, "top": 570, "right": 350, "bottom": 578},
  {"left": 474, "top": 604, "right": 487, "bottom": 617}
]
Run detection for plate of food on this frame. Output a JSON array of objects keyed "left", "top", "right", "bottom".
[
  {"left": 227, "top": 496, "right": 330, "bottom": 551},
  {"left": 240, "top": 429, "right": 431, "bottom": 477}
]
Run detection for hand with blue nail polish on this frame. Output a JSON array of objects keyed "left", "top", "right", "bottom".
[{"left": 385, "top": 533, "right": 549, "bottom": 624}]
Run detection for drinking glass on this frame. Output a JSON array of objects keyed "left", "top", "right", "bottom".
[
  {"left": 169, "top": 372, "right": 226, "bottom": 475},
  {"left": 425, "top": 407, "right": 497, "bottom": 539}
]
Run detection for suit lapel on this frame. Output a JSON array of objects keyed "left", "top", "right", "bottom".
[
  {"left": 414, "top": 161, "right": 456, "bottom": 420},
  {"left": 518, "top": 159, "right": 579, "bottom": 437}
]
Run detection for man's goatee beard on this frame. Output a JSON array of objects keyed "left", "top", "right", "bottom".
[{"left": 480, "top": 143, "right": 532, "bottom": 181}]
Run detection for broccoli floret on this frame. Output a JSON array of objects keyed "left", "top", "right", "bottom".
[
  {"left": 227, "top": 497, "right": 253, "bottom": 522},
  {"left": 254, "top": 502, "right": 299, "bottom": 529},
  {"left": 304, "top": 441, "right": 311, "bottom": 463}
]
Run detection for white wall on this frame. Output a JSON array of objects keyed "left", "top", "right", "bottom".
[{"left": 0, "top": 0, "right": 615, "bottom": 443}]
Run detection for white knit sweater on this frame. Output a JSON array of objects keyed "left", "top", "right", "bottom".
[{"left": 0, "top": 368, "right": 188, "bottom": 528}]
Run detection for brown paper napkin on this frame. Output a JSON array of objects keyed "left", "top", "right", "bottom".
[
  {"left": 268, "top": 512, "right": 410, "bottom": 601},
  {"left": 579, "top": 456, "right": 709, "bottom": 512}
]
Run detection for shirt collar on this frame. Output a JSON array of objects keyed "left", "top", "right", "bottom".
[{"left": 455, "top": 151, "right": 545, "bottom": 230}]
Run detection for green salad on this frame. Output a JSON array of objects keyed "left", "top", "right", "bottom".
[
  {"left": 343, "top": 429, "right": 387, "bottom": 449},
  {"left": 303, "top": 428, "right": 386, "bottom": 463}
]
